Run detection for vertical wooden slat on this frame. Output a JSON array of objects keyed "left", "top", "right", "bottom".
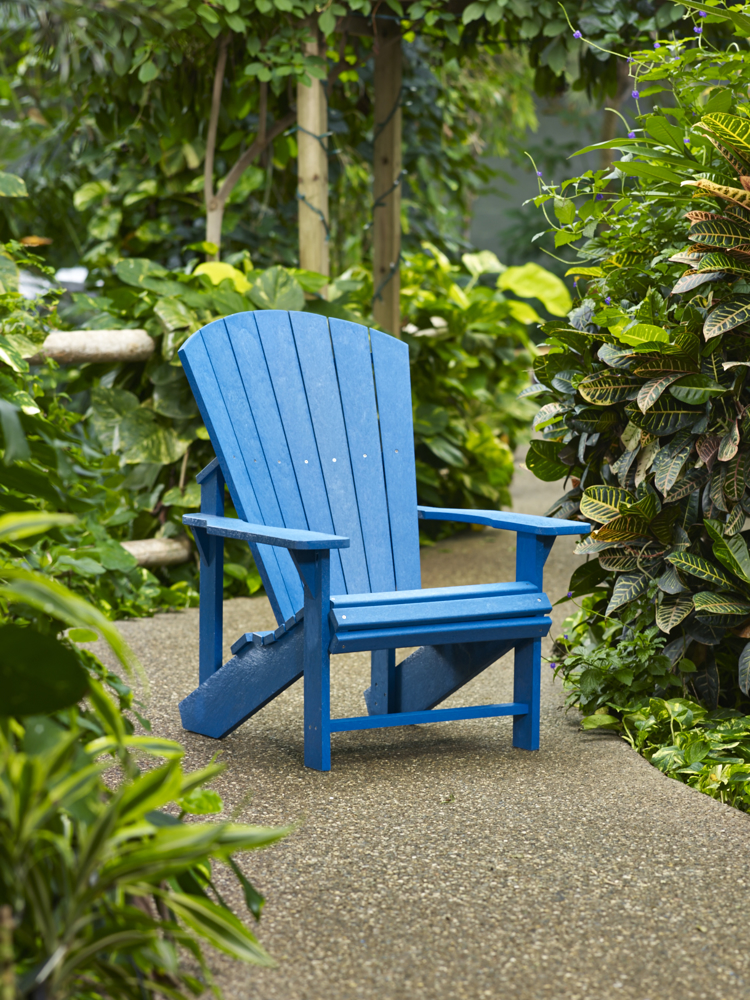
[
  {"left": 179, "top": 324, "right": 297, "bottom": 624},
  {"left": 373, "top": 23, "right": 402, "bottom": 335},
  {"left": 370, "top": 328, "right": 421, "bottom": 590},
  {"left": 252, "top": 310, "right": 347, "bottom": 597},
  {"left": 329, "top": 318, "right": 395, "bottom": 593},
  {"left": 288, "top": 311, "right": 371, "bottom": 594}
]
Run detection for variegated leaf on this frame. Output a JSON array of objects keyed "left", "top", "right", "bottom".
[
  {"left": 611, "top": 445, "right": 640, "bottom": 488},
  {"left": 725, "top": 532, "right": 750, "bottom": 582},
  {"left": 651, "top": 506, "right": 680, "bottom": 545},
  {"left": 620, "top": 491, "right": 659, "bottom": 521},
  {"left": 671, "top": 270, "right": 725, "bottom": 295},
  {"left": 577, "top": 371, "right": 642, "bottom": 406},
  {"left": 598, "top": 550, "right": 640, "bottom": 572},
  {"left": 652, "top": 430, "right": 694, "bottom": 495},
  {"left": 655, "top": 595, "right": 694, "bottom": 633},
  {"left": 669, "top": 374, "right": 726, "bottom": 404},
  {"left": 718, "top": 420, "right": 740, "bottom": 462},
  {"left": 684, "top": 210, "right": 719, "bottom": 223},
  {"left": 664, "top": 467, "right": 709, "bottom": 500},
  {"left": 739, "top": 641, "right": 750, "bottom": 696},
  {"left": 594, "top": 515, "right": 652, "bottom": 543},
  {"left": 657, "top": 564, "right": 688, "bottom": 594},
  {"left": 637, "top": 373, "right": 684, "bottom": 413},
  {"left": 683, "top": 176, "right": 750, "bottom": 210},
  {"left": 666, "top": 551, "right": 736, "bottom": 590},
  {"left": 575, "top": 535, "right": 622, "bottom": 556},
  {"left": 626, "top": 397, "right": 701, "bottom": 437},
  {"left": 533, "top": 402, "right": 565, "bottom": 432},
  {"left": 688, "top": 217, "right": 750, "bottom": 249},
  {"left": 726, "top": 503, "right": 745, "bottom": 535},
  {"left": 695, "top": 250, "right": 750, "bottom": 274},
  {"left": 710, "top": 465, "right": 729, "bottom": 512},
  {"left": 597, "top": 344, "right": 641, "bottom": 369},
  {"left": 724, "top": 451, "right": 748, "bottom": 501},
  {"left": 632, "top": 357, "right": 698, "bottom": 378},
  {"left": 605, "top": 572, "right": 650, "bottom": 616},
  {"left": 635, "top": 438, "right": 660, "bottom": 487},
  {"left": 696, "top": 433, "right": 721, "bottom": 470},
  {"left": 703, "top": 299, "right": 750, "bottom": 338},
  {"left": 517, "top": 382, "right": 551, "bottom": 399},
  {"left": 698, "top": 113, "right": 750, "bottom": 157},
  {"left": 580, "top": 485, "right": 635, "bottom": 524},
  {"left": 693, "top": 590, "right": 750, "bottom": 620}
]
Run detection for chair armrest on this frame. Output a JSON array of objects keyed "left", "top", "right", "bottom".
[
  {"left": 417, "top": 506, "right": 590, "bottom": 537},
  {"left": 184, "top": 514, "right": 350, "bottom": 550}
]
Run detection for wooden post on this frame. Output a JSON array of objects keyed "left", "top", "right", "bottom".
[
  {"left": 297, "top": 29, "right": 329, "bottom": 283},
  {"left": 373, "top": 24, "right": 402, "bottom": 336}
]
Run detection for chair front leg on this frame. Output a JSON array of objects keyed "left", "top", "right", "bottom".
[
  {"left": 291, "top": 549, "right": 332, "bottom": 771},
  {"left": 512, "top": 637, "right": 541, "bottom": 751},
  {"left": 195, "top": 461, "right": 225, "bottom": 684}
]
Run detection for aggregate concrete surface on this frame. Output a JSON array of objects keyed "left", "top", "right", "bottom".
[{"left": 102, "top": 464, "right": 750, "bottom": 1000}]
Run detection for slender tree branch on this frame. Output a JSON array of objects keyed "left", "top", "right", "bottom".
[
  {"left": 204, "top": 35, "right": 229, "bottom": 211},
  {"left": 258, "top": 80, "right": 267, "bottom": 147},
  {"left": 216, "top": 110, "right": 296, "bottom": 207}
]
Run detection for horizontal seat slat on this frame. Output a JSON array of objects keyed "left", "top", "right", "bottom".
[
  {"left": 330, "top": 614, "right": 552, "bottom": 653},
  {"left": 330, "top": 579, "right": 538, "bottom": 609},
  {"left": 330, "top": 592, "right": 551, "bottom": 631}
]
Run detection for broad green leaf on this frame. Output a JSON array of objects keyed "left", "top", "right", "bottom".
[
  {"left": 666, "top": 551, "right": 736, "bottom": 590},
  {"left": 0, "top": 624, "right": 88, "bottom": 715},
  {"left": 163, "top": 892, "right": 274, "bottom": 966},
  {"left": 73, "top": 179, "right": 111, "bottom": 211},
  {"left": 526, "top": 440, "right": 569, "bottom": 482},
  {"left": 461, "top": 250, "right": 504, "bottom": 277},
  {"left": 724, "top": 532, "right": 750, "bottom": 582},
  {"left": 580, "top": 714, "right": 621, "bottom": 730},
  {"left": 118, "top": 761, "right": 184, "bottom": 822},
  {"left": 612, "top": 322, "right": 669, "bottom": 347},
  {"left": 740, "top": 641, "right": 750, "bottom": 696},
  {"left": 424, "top": 435, "right": 465, "bottom": 467},
  {"left": 704, "top": 299, "right": 750, "bottom": 339},
  {"left": 193, "top": 262, "right": 250, "bottom": 293},
  {"left": 0, "top": 172, "right": 27, "bottom": 197},
  {"left": 719, "top": 421, "right": 740, "bottom": 462},
  {"left": 154, "top": 297, "right": 196, "bottom": 331},
  {"left": 637, "top": 373, "right": 684, "bottom": 413},
  {"left": 0, "top": 511, "right": 75, "bottom": 541},
  {"left": 671, "top": 270, "right": 726, "bottom": 294},
  {"left": 577, "top": 371, "right": 641, "bottom": 406},
  {"left": 605, "top": 571, "right": 649, "bottom": 615},
  {"left": 496, "top": 263, "right": 572, "bottom": 317},
  {"left": 564, "top": 266, "right": 603, "bottom": 278},
  {"left": 626, "top": 396, "right": 701, "bottom": 436},
  {"left": 121, "top": 412, "right": 191, "bottom": 465},
  {"left": 580, "top": 485, "right": 635, "bottom": 524},
  {"left": 614, "top": 161, "right": 682, "bottom": 185},
  {"left": 180, "top": 788, "right": 223, "bottom": 815},
  {"left": 656, "top": 595, "right": 694, "bottom": 633},
  {"left": 249, "top": 266, "right": 304, "bottom": 311}
]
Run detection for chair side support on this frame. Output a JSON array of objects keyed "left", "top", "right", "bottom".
[{"left": 193, "top": 459, "right": 225, "bottom": 684}]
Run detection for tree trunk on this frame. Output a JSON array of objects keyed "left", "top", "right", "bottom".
[
  {"left": 373, "top": 24, "right": 402, "bottom": 336},
  {"left": 205, "top": 204, "right": 224, "bottom": 253},
  {"left": 297, "top": 29, "right": 329, "bottom": 283}
]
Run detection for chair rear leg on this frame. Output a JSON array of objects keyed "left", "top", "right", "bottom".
[{"left": 512, "top": 637, "right": 541, "bottom": 751}]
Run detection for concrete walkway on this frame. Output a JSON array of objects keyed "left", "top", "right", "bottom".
[{"left": 110, "top": 465, "right": 750, "bottom": 1000}]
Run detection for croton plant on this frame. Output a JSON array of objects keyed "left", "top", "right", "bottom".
[{"left": 527, "top": 111, "right": 750, "bottom": 706}]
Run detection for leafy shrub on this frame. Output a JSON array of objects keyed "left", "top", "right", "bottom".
[
  {"left": 527, "top": 27, "right": 750, "bottom": 713},
  {"left": 0, "top": 512, "right": 286, "bottom": 999}
]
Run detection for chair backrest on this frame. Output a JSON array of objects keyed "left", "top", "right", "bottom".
[{"left": 180, "top": 310, "right": 421, "bottom": 624}]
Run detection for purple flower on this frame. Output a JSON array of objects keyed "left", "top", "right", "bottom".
[
  {"left": 550, "top": 662, "right": 556, "bottom": 669},
  {"left": 536, "top": 170, "right": 543, "bottom": 177},
  {"left": 694, "top": 24, "right": 702, "bottom": 33},
  {"left": 564, "top": 634, "right": 568, "bottom": 639},
  {"left": 628, "top": 131, "right": 636, "bottom": 138},
  {"left": 596, "top": 193, "right": 604, "bottom": 200},
  {"left": 573, "top": 29, "right": 582, "bottom": 38},
  {"left": 684, "top": 137, "right": 690, "bottom": 143},
  {"left": 627, "top": 56, "right": 634, "bottom": 63},
  {"left": 605, "top": 296, "right": 612, "bottom": 304},
  {"left": 567, "top": 591, "right": 573, "bottom": 598},
  {"left": 699, "top": 9, "right": 707, "bottom": 14},
  {"left": 654, "top": 41, "right": 660, "bottom": 48},
  {"left": 632, "top": 90, "right": 640, "bottom": 99}
]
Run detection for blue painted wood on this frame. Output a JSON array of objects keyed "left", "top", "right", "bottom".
[
  {"left": 253, "top": 310, "right": 348, "bottom": 598},
  {"left": 329, "top": 702, "right": 528, "bottom": 732},
  {"left": 516, "top": 532, "right": 555, "bottom": 591},
  {"left": 330, "top": 592, "right": 550, "bottom": 631},
  {"left": 512, "top": 638, "right": 541, "bottom": 751},
  {"left": 391, "top": 638, "right": 517, "bottom": 714},
  {"left": 370, "top": 329, "right": 421, "bottom": 590},
  {"left": 198, "top": 460, "right": 224, "bottom": 685},
  {"left": 367, "top": 649, "right": 396, "bottom": 714},
  {"left": 291, "top": 548, "right": 332, "bottom": 771},
  {"left": 202, "top": 313, "right": 305, "bottom": 618},
  {"left": 184, "top": 513, "right": 349, "bottom": 550},
  {"left": 417, "top": 506, "right": 591, "bottom": 536},
  {"left": 179, "top": 324, "right": 296, "bottom": 624},
  {"left": 329, "top": 319, "right": 396, "bottom": 593},
  {"left": 180, "top": 623, "right": 304, "bottom": 739},
  {"left": 288, "top": 312, "right": 371, "bottom": 595},
  {"left": 332, "top": 580, "right": 537, "bottom": 609},
  {"left": 331, "top": 614, "right": 551, "bottom": 654}
]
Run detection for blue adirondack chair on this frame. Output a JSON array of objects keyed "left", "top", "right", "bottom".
[{"left": 178, "top": 310, "right": 589, "bottom": 770}]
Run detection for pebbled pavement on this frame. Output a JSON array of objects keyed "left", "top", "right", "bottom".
[{"left": 101, "top": 463, "right": 750, "bottom": 1000}]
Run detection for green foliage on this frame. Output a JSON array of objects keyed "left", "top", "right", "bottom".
[
  {"left": 527, "top": 19, "right": 750, "bottom": 718},
  {"left": 0, "top": 510, "right": 287, "bottom": 998}
]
